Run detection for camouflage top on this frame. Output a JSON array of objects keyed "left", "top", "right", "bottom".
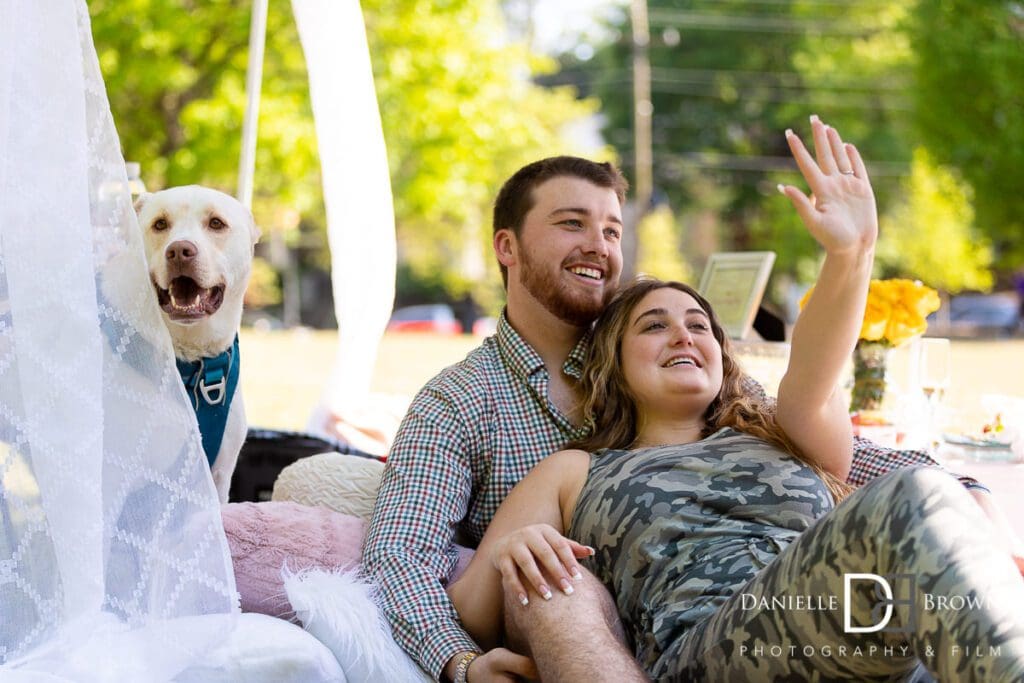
[{"left": 568, "top": 427, "right": 834, "bottom": 676}]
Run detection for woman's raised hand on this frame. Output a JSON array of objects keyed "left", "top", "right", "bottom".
[
  {"left": 489, "top": 524, "right": 594, "bottom": 606},
  {"left": 778, "top": 115, "right": 878, "bottom": 257}
]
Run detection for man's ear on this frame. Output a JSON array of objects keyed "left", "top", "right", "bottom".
[
  {"left": 133, "top": 192, "right": 152, "bottom": 215},
  {"left": 494, "top": 228, "right": 518, "bottom": 269}
]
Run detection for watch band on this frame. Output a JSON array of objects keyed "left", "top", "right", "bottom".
[{"left": 453, "top": 651, "right": 480, "bottom": 683}]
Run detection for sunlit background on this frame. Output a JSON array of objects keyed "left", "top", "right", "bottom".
[{"left": 86, "top": 0, "right": 1024, "bottom": 434}]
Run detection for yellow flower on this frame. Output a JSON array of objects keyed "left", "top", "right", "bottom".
[
  {"left": 884, "top": 305, "right": 929, "bottom": 346},
  {"left": 860, "top": 295, "right": 891, "bottom": 341},
  {"left": 799, "top": 277, "right": 940, "bottom": 346}
]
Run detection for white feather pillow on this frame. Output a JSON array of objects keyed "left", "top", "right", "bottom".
[{"left": 284, "top": 568, "right": 431, "bottom": 683}]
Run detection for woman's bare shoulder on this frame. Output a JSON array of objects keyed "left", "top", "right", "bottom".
[{"left": 542, "top": 448, "right": 592, "bottom": 472}]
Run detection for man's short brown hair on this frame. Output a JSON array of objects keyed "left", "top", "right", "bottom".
[{"left": 492, "top": 156, "right": 628, "bottom": 287}]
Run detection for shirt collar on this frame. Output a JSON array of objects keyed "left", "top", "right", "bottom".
[
  {"left": 497, "top": 310, "right": 545, "bottom": 380},
  {"left": 496, "top": 309, "right": 590, "bottom": 381}
]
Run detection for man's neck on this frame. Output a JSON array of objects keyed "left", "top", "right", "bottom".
[{"left": 504, "top": 288, "right": 587, "bottom": 373}]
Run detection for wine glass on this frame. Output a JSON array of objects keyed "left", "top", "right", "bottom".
[{"left": 919, "top": 337, "right": 951, "bottom": 448}]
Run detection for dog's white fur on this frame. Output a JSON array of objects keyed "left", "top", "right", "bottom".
[{"left": 135, "top": 185, "right": 260, "bottom": 502}]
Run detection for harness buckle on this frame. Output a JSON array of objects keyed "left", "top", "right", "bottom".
[{"left": 199, "top": 375, "right": 227, "bottom": 406}]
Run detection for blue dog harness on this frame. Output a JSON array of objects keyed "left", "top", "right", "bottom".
[{"left": 176, "top": 335, "right": 240, "bottom": 467}]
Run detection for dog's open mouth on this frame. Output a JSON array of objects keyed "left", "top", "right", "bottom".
[{"left": 155, "top": 277, "right": 225, "bottom": 321}]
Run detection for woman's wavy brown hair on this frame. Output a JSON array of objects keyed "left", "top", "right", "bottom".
[{"left": 569, "top": 277, "right": 851, "bottom": 502}]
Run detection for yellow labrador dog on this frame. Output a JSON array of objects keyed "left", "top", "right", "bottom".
[{"left": 135, "top": 186, "right": 260, "bottom": 502}]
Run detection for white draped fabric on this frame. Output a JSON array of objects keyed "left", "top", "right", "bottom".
[
  {"left": 0, "top": 1, "right": 239, "bottom": 677},
  {"left": 291, "top": 0, "right": 397, "bottom": 446}
]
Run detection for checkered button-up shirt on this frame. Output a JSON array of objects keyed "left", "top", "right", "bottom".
[
  {"left": 363, "top": 313, "right": 590, "bottom": 678},
  {"left": 363, "top": 313, "right": 984, "bottom": 679}
]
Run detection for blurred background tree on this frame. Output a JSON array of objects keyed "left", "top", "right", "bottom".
[
  {"left": 876, "top": 149, "right": 993, "bottom": 294},
  {"left": 89, "top": 0, "right": 599, "bottom": 325},
  {"left": 907, "top": 0, "right": 1024, "bottom": 269},
  {"left": 555, "top": 0, "right": 1021, "bottom": 306},
  {"left": 88, "top": 0, "right": 1023, "bottom": 327}
]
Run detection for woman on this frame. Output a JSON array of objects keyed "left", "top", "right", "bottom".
[{"left": 447, "top": 118, "right": 1024, "bottom": 681}]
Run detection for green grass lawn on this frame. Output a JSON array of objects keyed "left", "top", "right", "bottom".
[{"left": 241, "top": 329, "right": 1024, "bottom": 436}]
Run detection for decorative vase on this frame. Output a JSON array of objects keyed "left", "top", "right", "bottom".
[{"left": 850, "top": 340, "right": 891, "bottom": 414}]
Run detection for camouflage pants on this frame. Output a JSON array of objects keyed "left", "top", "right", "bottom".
[{"left": 668, "top": 467, "right": 1024, "bottom": 682}]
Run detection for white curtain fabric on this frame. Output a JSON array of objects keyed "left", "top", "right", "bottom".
[
  {"left": 0, "top": 1, "right": 238, "bottom": 677},
  {"left": 291, "top": 0, "right": 397, "bottom": 443}
]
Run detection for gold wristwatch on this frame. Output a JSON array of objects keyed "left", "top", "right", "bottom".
[{"left": 453, "top": 651, "right": 480, "bottom": 683}]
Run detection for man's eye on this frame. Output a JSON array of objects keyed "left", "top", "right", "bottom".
[
  {"left": 209, "top": 217, "right": 226, "bottom": 230},
  {"left": 152, "top": 218, "right": 168, "bottom": 231},
  {"left": 561, "top": 219, "right": 583, "bottom": 228},
  {"left": 604, "top": 228, "right": 621, "bottom": 240}
]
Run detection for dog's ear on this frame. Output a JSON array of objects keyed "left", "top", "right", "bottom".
[
  {"left": 246, "top": 208, "right": 262, "bottom": 244},
  {"left": 133, "top": 192, "right": 152, "bottom": 215}
]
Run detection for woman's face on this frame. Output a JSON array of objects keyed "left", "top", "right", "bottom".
[{"left": 620, "top": 287, "right": 724, "bottom": 418}]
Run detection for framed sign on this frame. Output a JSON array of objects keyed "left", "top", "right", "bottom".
[{"left": 698, "top": 251, "right": 776, "bottom": 340}]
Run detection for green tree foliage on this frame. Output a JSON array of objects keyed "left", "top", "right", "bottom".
[
  {"left": 364, "top": 0, "right": 600, "bottom": 305},
  {"left": 561, "top": 0, "right": 914, "bottom": 294},
  {"left": 89, "top": 0, "right": 321, "bottom": 213},
  {"left": 89, "top": 1, "right": 597, "bottom": 316},
  {"left": 876, "top": 148, "right": 993, "bottom": 293},
  {"left": 906, "top": 0, "right": 1024, "bottom": 267},
  {"left": 636, "top": 205, "right": 692, "bottom": 282}
]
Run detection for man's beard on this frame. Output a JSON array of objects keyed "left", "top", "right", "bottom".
[{"left": 519, "top": 247, "right": 614, "bottom": 327}]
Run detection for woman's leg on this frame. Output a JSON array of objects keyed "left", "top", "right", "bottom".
[{"left": 670, "top": 467, "right": 1024, "bottom": 682}]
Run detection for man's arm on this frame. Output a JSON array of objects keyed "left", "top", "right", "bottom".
[
  {"left": 362, "top": 391, "right": 480, "bottom": 680},
  {"left": 847, "top": 437, "right": 986, "bottom": 490}
]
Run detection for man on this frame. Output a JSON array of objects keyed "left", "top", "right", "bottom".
[{"left": 362, "top": 155, "right": 991, "bottom": 682}]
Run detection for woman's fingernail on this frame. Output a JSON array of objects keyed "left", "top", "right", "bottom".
[
  {"left": 571, "top": 567, "right": 583, "bottom": 581},
  {"left": 560, "top": 579, "right": 574, "bottom": 595},
  {"left": 777, "top": 184, "right": 786, "bottom": 195},
  {"left": 540, "top": 586, "right": 553, "bottom": 600},
  {"left": 519, "top": 594, "right": 529, "bottom": 606}
]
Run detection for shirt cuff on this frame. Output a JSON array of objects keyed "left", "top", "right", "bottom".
[{"left": 420, "top": 622, "right": 481, "bottom": 681}]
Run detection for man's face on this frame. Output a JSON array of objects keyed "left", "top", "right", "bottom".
[{"left": 511, "top": 176, "right": 624, "bottom": 326}]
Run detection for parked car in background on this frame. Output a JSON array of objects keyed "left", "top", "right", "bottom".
[
  {"left": 387, "top": 304, "right": 461, "bottom": 334},
  {"left": 929, "top": 292, "right": 1021, "bottom": 338}
]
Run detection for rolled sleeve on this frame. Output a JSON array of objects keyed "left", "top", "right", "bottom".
[{"left": 848, "top": 436, "right": 985, "bottom": 491}]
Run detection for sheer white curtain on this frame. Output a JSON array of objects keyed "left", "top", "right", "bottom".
[
  {"left": 0, "top": 1, "right": 237, "bottom": 677},
  {"left": 292, "top": 0, "right": 399, "bottom": 454}
]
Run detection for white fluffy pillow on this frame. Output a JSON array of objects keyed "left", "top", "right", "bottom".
[{"left": 284, "top": 568, "right": 431, "bottom": 683}]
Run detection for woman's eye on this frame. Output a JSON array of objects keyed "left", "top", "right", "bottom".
[
  {"left": 688, "top": 323, "right": 710, "bottom": 332},
  {"left": 643, "top": 321, "right": 666, "bottom": 331}
]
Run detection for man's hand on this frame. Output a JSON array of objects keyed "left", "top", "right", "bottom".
[
  {"left": 490, "top": 524, "right": 594, "bottom": 605},
  {"left": 467, "top": 648, "right": 538, "bottom": 682}
]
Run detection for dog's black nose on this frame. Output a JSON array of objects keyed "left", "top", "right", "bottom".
[{"left": 165, "top": 240, "right": 198, "bottom": 262}]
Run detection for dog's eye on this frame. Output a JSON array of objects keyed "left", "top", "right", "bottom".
[
  {"left": 152, "top": 218, "right": 168, "bottom": 231},
  {"left": 209, "top": 217, "right": 226, "bottom": 230}
]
